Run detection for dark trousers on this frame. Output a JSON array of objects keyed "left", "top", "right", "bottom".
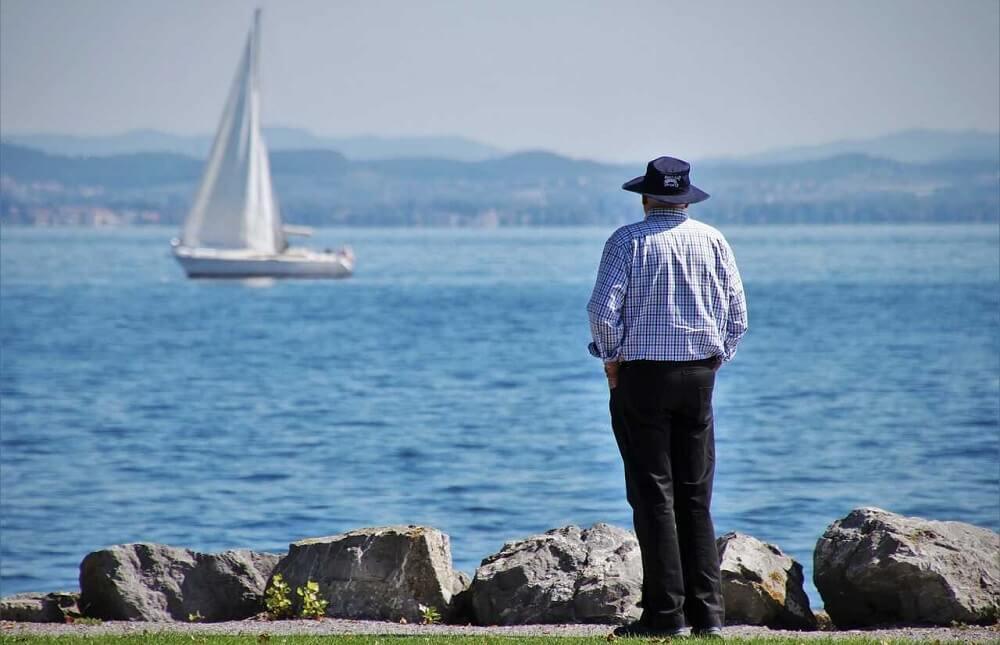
[{"left": 610, "top": 357, "right": 724, "bottom": 630}]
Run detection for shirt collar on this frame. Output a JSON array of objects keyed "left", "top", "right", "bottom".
[{"left": 646, "top": 207, "right": 689, "bottom": 220}]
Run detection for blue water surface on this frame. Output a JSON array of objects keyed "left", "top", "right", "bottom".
[{"left": 1, "top": 224, "right": 998, "bottom": 609}]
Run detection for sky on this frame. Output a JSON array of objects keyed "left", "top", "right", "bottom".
[{"left": 1, "top": 0, "right": 998, "bottom": 163}]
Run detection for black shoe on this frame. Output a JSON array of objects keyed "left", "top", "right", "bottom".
[
  {"left": 692, "top": 626, "right": 724, "bottom": 639},
  {"left": 612, "top": 621, "right": 690, "bottom": 638}
]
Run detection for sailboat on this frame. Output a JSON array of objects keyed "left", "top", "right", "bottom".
[{"left": 172, "top": 10, "right": 354, "bottom": 279}]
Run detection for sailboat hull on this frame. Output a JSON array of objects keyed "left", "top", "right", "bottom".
[{"left": 173, "top": 246, "right": 353, "bottom": 279}]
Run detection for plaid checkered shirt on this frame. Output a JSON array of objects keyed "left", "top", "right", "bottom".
[{"left": 587, "top": 207, "right": 748, "bottom": 363}]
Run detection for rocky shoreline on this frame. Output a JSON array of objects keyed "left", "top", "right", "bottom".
[{"left": 2, "top": 507, "right": 997, "bottom": 633}]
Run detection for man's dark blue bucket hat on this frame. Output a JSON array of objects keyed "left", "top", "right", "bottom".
[{"left": 622, "top": 156, "right": 710, "bottom": 204}]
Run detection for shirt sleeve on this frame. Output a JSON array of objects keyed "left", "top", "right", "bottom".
[
  {"left": 587, "top": 236, "right": 631, "bottom": 362},
  {"left": 721, "top": 239, "right": 748, "bottom": 361}
]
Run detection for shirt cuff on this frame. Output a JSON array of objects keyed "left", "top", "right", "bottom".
[{"left": 588, "top": 341, "right": 621, "bottom": 362}]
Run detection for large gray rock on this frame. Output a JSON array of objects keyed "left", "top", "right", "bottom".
[
  {"left": 468, "top": 523, "right": 642, "bottom": 625},
  {"left": 0, "top": 591, "right": 80, "bottom": 622},
  {"left": 270, "top": 525, "right": 466, "bottom": 623},
  {"left": 78, "top": 543, "right": 281, "bottom": 621},
  {"left": 814, "top": 507, "right": 1000, "bottom": 626},
  {"left": 717, "top": 532, "right": 816, "bottom": 629}
]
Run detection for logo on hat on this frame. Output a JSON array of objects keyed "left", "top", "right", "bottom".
[{"left": 663, "top": 176, "right": 680, "bottom": 189}]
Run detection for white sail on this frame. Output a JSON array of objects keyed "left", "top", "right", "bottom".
[
  {"left": 181, "top": 10, "right": 286, "bottom": 254},
  {"left": 172, "top": 9, "right": 353, "bottom": 280}
]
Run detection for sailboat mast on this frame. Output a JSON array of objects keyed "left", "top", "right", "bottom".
[
  {"left": 251, "top": 9, "right": 289, "bottom": 252},
  {"left": 252, "top": 9, "right": 261, "bottom": 97}
]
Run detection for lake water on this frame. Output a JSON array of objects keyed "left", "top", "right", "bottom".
[{"left": 1, "top": 224, "right": 998, "bottom": 609}]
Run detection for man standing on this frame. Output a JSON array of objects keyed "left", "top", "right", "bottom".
[{"left": 587, "top": 156, "right": 748, "bottom": 639}]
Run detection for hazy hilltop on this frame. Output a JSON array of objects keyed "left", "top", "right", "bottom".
[
  {"left": 0, "top": 128, "right": 504, "bottom": 162},
  {"left": 733, "top": 129, "right": 1000, "bottom": 165},
  {"left": 0, "top": 129, "right": 997, "bottom": 227}
]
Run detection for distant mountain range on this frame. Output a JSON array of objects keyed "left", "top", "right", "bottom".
[
  {"left": 734, "top": 129, "right": 1000, "bottom": 165},
  {"left": 2, "top": 127, "right": 997, "bottom": 165},
  {"left": 2, "top": 138, "right": 997, "bottom": 227},
  {"left": 0, "top": 128, "right": 504, "bottom": 162}
]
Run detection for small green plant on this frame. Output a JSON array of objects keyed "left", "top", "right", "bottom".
[
  {"left": 296, "top": 579, "right": 328, "bottom": 619},
  {"left": 67, "top": 615, "right": 103, "bottom": 625},
  {"left": 187, "top": 610, "right": 204, "bottom": 622},
  {"left": 419, "top": 603, "right": 441, "bottom": 625},
  {"left": 264, "top": 573, "right": 293, "bottom": 620}
]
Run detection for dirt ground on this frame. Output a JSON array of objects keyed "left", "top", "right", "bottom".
[{"left": 4, "top": 618, "right": 999, "bottom": 642}]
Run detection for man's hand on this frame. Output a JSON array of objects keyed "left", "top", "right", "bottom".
[{"left": 604, "top": 360, "right": 621, "bottom": 390}]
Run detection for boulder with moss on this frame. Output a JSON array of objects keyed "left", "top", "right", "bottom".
[
  {"left": 717, "top": 532, "right": 816, "bottom": 629},
  {"left": 814, "top": 507, "right": 1000, "bottom": 626}
]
